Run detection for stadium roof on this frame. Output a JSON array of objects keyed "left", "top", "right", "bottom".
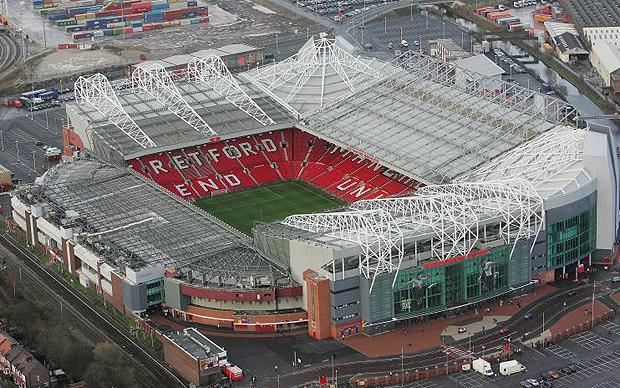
[
  {"left": 453, "top": 54, "right": 505, "bottom": 78},
  {"left": 70, "top": 58, "right": 294, "bottom": 158},
  {"left": 302, "top": 51, "right": 575, "bottom": 184},
  {"left": 242, "top": 33, "right": 389, "bottom": 118},
  {"left": 17, "top": 160, "right": 290, "bottom": 288},
  {"left": 279, "top": 127, "right": 589, "bottom": 291}
]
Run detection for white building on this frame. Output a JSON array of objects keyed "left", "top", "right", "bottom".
[
  {"left": 583, "top": 27, "right": 620, "bottom": 48},
  {"left": 590, "top": 40, "right": 620, "bottom": 88}
]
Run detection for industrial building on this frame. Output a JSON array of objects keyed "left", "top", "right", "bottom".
[
  {"left": 543, "top": 21, "right": 589, "bottom": 63},
  {"left": 9, "top": 33, "right": 617, "bottom": 341},
  {"left": 163, "top": 328, "right": 227, "bottom": 386},
  {"left": 590, "top": 40, "right": 620, "bottom": 101}
]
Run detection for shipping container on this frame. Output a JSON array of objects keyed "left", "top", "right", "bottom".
[
  {"left": 65, "top": 25, "right": 87, "bottom": 32},
  {"left": 487, "top": 11, "right": 511, "bottom": 21},
  {"left": 131, "top": 1, "right": 152, "bottom": 13},
  {"left": 533, "top": 14, "right": 552, "bottom": 22},
  {"left": 497, "top": 16, "right": 520, "bottom": 27},
  {"left": 56, "top": 18, "right": 78, "bottom": 27},
  {"left": 480, "top": 8, "right": 499, "bottom": 17},
  {"left": 474, "top": 6, "right": 495, "bottom": 15},
  {"left": 73, "top": 31, "right": 94, "bottom": 39}
]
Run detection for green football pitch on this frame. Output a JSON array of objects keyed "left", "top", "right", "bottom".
[{"left": 194, "top": 181, "right": 344, "bottom": 235}]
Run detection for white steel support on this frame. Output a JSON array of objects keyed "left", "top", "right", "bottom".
[
  {"left": 419, "top": 180, "right": 545, "bottom": 257},
  {"left": 132, "top": 63, "right": 216, "bottom": 136},
  {"left": 353, "top": 194, "right": 479, "bottom": 261},
  {"left": 188, "top": 55, "right": 275, "bottom": 126},
  {"left": 74, "top": 73, "right": 156, "bottom": 149},
  {"left": 282, "top": 210, "right": 404, "bottom": 292},
  {"left": 463, "top": 128, "right": 585, "bottom": 185}
]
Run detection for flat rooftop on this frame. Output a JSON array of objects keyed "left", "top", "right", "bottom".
[
  {"left": 165, "top": 328, "right": 225, "bottom": 361},
  {"left": 561, "top": 0, "right": 620, "bottom": 28}
]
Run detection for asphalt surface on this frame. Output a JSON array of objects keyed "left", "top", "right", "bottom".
[
  {"left": 350, "top": 7, "right": 475, "bottom": 61},
  {"left": 0, "top": 232, "right": 185, "bottom": 388},
  {"left": 0, "top": 105, "right": 65, "bottom": 183},
  {"left": 271, "top": 278, "right": 620, "bottom": 387}
]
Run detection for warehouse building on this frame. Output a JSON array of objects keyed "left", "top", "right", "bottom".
[
  {"left": 590, "top": 41, "right": 620, "bottom": 100},
  {"left": 163, "top": 328, "right": 227, "bottom": 387}
]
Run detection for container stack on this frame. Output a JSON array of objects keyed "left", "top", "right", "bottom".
[
  {"left": 31, "top": 0, "right": 208, "bottom": 40},
  {"left": 474, "top": 6, "right": 529, "bottom": 32}
]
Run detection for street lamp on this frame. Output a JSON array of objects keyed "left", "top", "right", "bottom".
[
  {"left": 592, "top": 281, "right": 596, "bottom": 329},
  {"left": 274, "top": 365, "right": 279, "bottom": 388}
]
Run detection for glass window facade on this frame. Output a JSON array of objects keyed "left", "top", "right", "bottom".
[
  {"left": 145, "top": 279, "right": 165, "bottom": 306},
  {"left": 546, "top": 207, "right": 596, "bottom": 269},
  {"left": 391, "top": 246, "right": 511, "bottom": 319}
]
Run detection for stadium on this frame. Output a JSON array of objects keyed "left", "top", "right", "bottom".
[{"left": 9, "top": 33, "right": 617, "bottom": 340}]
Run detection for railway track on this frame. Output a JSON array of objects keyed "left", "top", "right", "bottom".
[
  {"left": 0, "top": 30, "right": 20, "bottom": 79},
  {"left": 0, "top": 232, "right": 185, "bottom": 388}
]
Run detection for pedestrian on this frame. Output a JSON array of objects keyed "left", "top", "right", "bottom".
[{"left": 408, "top": 341, "right": 412, "bottom": 347}]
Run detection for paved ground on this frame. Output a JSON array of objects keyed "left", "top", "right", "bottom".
[
  {"left": 0, "top": 105, "right": 65, "bottom": 183},
  {"left": 549, "top": 300, "right": 612, "bottom": 335},
  {"left": 343, "top": 285, "right": 556, "bottom": 357},
  {"left": 356, "top": 7, "right": 475, "bottom": 61},
  {"left": 401, "top": 313, "right": 620, "bottom": 388}
]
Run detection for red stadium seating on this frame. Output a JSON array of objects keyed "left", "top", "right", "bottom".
[{"left": 129, "top": 128, "right": 421, "bottom": 202}]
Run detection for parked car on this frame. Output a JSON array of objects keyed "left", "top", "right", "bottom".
[
  {"left": 543, "top": 380, "right": 554, "bottom": 387},
  {"left": 527, "top": 379, "right": 540, "bottom": 387},
  {"left": 500, "top": 327, "right": 510, "bottom": 334},
  {"left": 559, "top": 367, "right": 572, "bottom": 375},
  {"left": 567, "top": 364, "right": 578, "bottom": 373},
  {"left": 520, "top": 381, "right": 533, "bottom": 388},
  {"left": 458, "top": 327, "right": 467, "bottom": 334},
  {"left": 612, "top": 276, "right": 620, "bottom": 283},
  {"left": 548, "top": 370, "right": 560, "bottom": 379},
  {"left": 523, "top": 312, "right": 534, "bottom": 320}
]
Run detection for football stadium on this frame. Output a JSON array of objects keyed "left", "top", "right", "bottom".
[{"left": 10, "top": 33, "right": 618, "bottom": 340}]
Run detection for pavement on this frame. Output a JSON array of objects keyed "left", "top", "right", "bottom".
[
  {"left": 442, "top": 315, "right": 510, "bottom": 342},
  {"left": 0, "top": 105, "right": 65, "bottom": 183},
  {"left": 342, "top": 285, "right": 556, "bottom": 358}
]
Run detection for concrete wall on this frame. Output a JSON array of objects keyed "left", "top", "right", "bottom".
[
  {"left": 583, "top": 130, "right": 617, "bottom": 249},
  {"left": 123, "top": 280, "right": 148, "bottom": 312}
]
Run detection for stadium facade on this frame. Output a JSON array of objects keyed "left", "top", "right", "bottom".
[{"left": 10, "top": 34, "right": 618, "bottom": 340}]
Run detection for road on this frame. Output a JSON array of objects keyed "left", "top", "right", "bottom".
[
  {"left": 271, "top": 280, "right": 619, "bottom": 387},
  {"left": 0, "top": 232, "right": 185, "bottom": 388}
]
